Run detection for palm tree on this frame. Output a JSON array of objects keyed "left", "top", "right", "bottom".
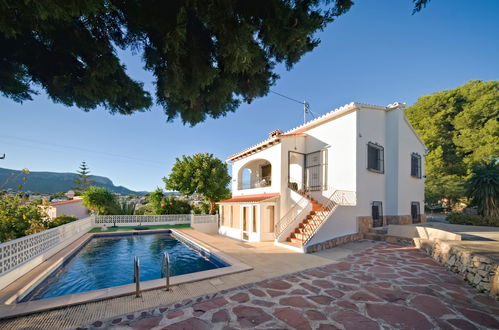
[{"left": 466, "top": 160, "right": 499, "bottom": 218}]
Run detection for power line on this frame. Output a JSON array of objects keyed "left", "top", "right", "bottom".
[
  {"left": 270, "top": 90, "right": 304, "bottom": 105},
  {"left": 0, "top": 135, "right": 165, "bottom": 166},
  {"left": 270, "top": 89, "right": 315, "bottom": 124}
]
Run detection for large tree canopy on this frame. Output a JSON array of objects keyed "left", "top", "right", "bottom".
[
  {"left": 406, "top": 80, "right": 499, "bottom": 207},
  {"left": 164, "top": 153, "right": 231, "bottom": 214},
  {"left": 0, "top": 0, "right": 430, "bottom": 125}
]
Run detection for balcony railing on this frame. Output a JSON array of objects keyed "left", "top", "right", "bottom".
[{"left": 240, "top": 176, "right": 271, "bottom": 190}]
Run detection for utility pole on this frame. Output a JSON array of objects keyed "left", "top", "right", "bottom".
[
  {"left": 270, "top": 90, "right": 312, "bottom": 125},
  {"left": 303, "top": 101, "right": 310, "bottom": 125}
]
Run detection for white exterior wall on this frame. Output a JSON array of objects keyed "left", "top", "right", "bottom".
[
  {"left": 231, "top": 143, "right": 282, "bottom": 197},
  {"left": 355, "top": 108, "right": 389, "bottom": 217},
  {"left": 396, "top": 114, "right": 426, "bottom": 214},
  {"left": 355, "top": 107, "right": 425, "bottom": 218},
  {"left": 304, "top": 111, "right": 359, "bottom": 245},
  {"left": 279, "top": 136, "right": 306, "bottom": 220},
  {"left": 219, "top": 201, "right": 279, "bottom": 242},
  {"left": 48, "top": 200, "right": 90, "bottom": 220}
]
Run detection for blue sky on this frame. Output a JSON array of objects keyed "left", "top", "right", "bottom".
[{"left": 1, "top": 0, "right": 498, "bottom": 192}]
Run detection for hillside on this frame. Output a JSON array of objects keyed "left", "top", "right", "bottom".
[{"left": 0, "top": 167, "right": 147, "bottom": 195}]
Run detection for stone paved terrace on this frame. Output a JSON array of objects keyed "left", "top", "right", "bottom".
[
  {"left": 0, "top": 229, "right": 342, "bottom": 329},
  {"left": 76, "top": 241, "right": 499, "bottom": 330}
]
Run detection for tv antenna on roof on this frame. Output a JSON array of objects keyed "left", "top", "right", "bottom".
[{"left": 270, "top": 90, "right": 314, "bottom": 125}]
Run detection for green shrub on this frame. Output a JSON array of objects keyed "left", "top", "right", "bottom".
[
  {"left": 446, "top": 213, "right": 499, "bottom": 227},
  {"left": 133, "top": 205, "right": 147, "bottom": 215},
  {"left": 47, "top": 214, "right": 78, "bottom": 228},
  {"left": 192, "top": 202, "right": 210, "bottom": 214},
  {"left": 0, "top": 194, "right": 47, "bottom": 242},
  {"left": 157, "top": 197, "right": 192, "bottom": 215}
]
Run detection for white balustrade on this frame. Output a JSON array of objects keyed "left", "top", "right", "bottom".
[
  {"left": 94, "top": 214, "right": 191, "bottom": 225},
  {"left": 191, "top": 215, "right": 218, "bottom": 224},
  {"left": 0, "top": 216, "right": 94, "bottom": 277}
]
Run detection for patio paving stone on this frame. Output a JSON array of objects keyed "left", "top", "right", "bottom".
[{"left": 78, "top": 241, "right": 499, "bottom": 329}]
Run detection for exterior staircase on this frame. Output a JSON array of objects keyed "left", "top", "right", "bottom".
[
  {"left": 287, "top": 197, "right": 329, "bottom": 245},
  {"left": 364, "top": 227, "right": 388, "bottom": 241},
  {"left": 275, "top": 188, "right": 355, "bottom": 252}
]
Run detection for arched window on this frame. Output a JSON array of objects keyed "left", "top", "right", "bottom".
[
  {"left": 241, "top": 168, "right": 252, "bottom": 189},
  {"left": 238, "top": 159, "right": 272, "bottom": 189}
]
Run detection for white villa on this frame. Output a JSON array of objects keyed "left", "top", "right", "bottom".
[
  {"left": 46, "top": 198, "right": 90, "bottom": 220},
  {"left": 218, "top": 102, "right": 426, "bottom": 252}
]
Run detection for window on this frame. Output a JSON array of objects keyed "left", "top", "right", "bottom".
[
  {"left": 229, "top": 205, "right": 233, "bottom": 228},
  {"left": 367, "top": 143, "right": 384, "bottom": 173},
  {"left": 372, "top": 201, "right": 383, "bottom": 227},
  {"left": 252, "top": 206, "right": 257, "bottom": 233},
  {"left": 411, "top": 202, "right": 420, "bottom": 223},
  {"left": 241, "top": 168, "right": 252, "bottom": 189},
  {"left": 305, "top": 149, "right": 328, "bottom": 191},
  {"left": 268, "top": 206, "right": 275, "bottom": 232},
  {"left": 411, "top": 153, "right": 422, "bottom": 178}
]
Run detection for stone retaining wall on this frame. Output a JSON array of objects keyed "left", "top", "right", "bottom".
[
  {"left": 305, "top": 233, "right": 362, "bottom": 253},
  {"left": 416, "top": 239, "right": 499, "bottom": 300},
  {"left": 358, "top": 216, "right": 372, "bottom": 235},
  {"left": 384, "top": 235, "right": 415, "bottom": 245}
]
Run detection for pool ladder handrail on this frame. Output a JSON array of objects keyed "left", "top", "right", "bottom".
[
  {"left": 161, "top": 252, "right": 170, "bottom": 291},
  {"left": 133, "top": 256, "right": 140, "bottom": 297}
]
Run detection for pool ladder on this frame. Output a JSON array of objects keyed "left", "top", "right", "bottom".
[
  {"left": 161, "top": 252, "right": 171, "bottom": 291},
  {"left": 133, "top": 256, "right": 140, "bottom": 297},
  {"left": 133, "top": 252, "right": 170, "bottom": 298}
]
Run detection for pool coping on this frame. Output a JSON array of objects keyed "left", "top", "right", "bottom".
[{"left": 0, "top": 229, "right": 252, "bottom": 320}]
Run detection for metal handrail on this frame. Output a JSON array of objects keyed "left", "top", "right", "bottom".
[
  {"left": 287, "top": 176, "right": 306, "bottom": 194},
  {"left": 274, "top": 187, "right": 309, "bottom": 238},
  {"left": 161, "top": 252, "right": 170, "bottom": 291},
  {"left": 301, "top": 190, "right": 356, "bottom": 246},
  {"left": 133, "top": 256, "right": 140, "bottom": 297}
]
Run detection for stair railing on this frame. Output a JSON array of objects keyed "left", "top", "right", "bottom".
[
  {"left": 274, "top": 177, "right": 312, "bottom": 239},
  {"left": 274, "top": 193, "right": 309, "bottom": 239},
  {"left": 300, "top": 190, "right": 356, "bottom": 246}
]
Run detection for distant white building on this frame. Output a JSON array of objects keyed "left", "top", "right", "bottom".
[
  {"left": 218, "top": 102, "right": 426, "bottom": 252},
  {"left": 65, "top": 190, "right": 75, "bottom": 199},
  {"left": 46, "top": 198, "right": 90, "bottom": 219}
]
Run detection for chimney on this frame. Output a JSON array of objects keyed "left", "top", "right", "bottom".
[{"left": 269, "top": 129, "right": 284, "bottom": 139}]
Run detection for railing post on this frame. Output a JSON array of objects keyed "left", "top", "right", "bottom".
[
  {"left": 161, "top": 252, "right": 170, "bottom": 291},
  {"left": 134, "top": 256, "right": 141, "bottom": 297}
]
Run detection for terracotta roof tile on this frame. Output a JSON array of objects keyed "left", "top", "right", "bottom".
[
  {"left": 218, "top": 193, "right": 280, "bottom": 204},
  {"left": 50, "top": 199, "right": 83, "bottom": 206}
]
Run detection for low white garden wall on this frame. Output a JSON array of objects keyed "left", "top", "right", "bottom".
[
  {"left": 0, "top": 216, "right": 95, "bottom": 291},
  {"left": 94, "top": 214, "right": 191, "bottom": 226},
  {"left": 191, "top": 214, "right": 219, "bottom": 234}
]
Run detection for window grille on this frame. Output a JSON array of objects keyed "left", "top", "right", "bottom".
[
  {"left": 411, "top": 153, "right": 422, "bottom": 178},
  {"left": 367, "top": 143, "right": 384, "bottom": 173}
]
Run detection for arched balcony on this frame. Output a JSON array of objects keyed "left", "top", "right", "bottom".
[{"left": 238, "top": 159, "right": 272, "bottom": 190}]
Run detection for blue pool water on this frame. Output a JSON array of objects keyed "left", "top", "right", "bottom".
[{"left": 23, "top": 233, "right": 227, "bottom": 301}]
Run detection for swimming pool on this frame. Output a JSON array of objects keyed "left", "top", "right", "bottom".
[{"left": 22, "top": 232, "right": 228, "bottom": 301}]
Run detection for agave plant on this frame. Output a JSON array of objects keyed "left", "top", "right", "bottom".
[
  {"left": 466, "top": 159, "right": 499, "bottom": 218},
  {"left": 114, "top": 200, "right": 137, "bottom": 215}
]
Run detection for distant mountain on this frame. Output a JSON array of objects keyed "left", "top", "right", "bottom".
[{"left": 0, "top": 167, "right": 147, "bottom": 195}]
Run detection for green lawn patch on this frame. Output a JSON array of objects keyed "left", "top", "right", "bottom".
[{"left": 88, "top": 224, "right": 191, "bottom": 233}]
